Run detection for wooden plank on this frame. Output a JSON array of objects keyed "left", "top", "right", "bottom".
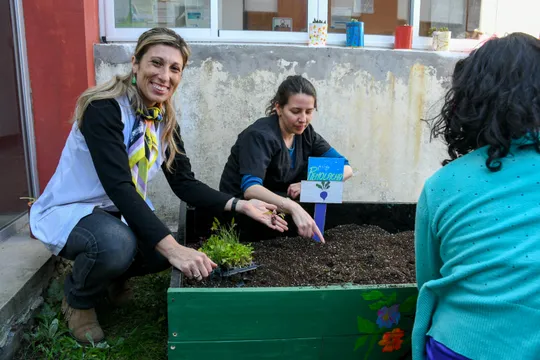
[
  {"left": 168, "top": 284, "right": 417, "bottom": 342},
  {"left": 321, "top": 335, "right": 412, "bottom": 360},
  {"left": 168, "top": 338, "right": 320, "bottom": 360},
  {"left": 313, "top": 203, "right": 327, "bottom": 242}
]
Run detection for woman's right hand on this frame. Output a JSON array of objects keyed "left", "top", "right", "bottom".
[
  {"left": 289, "top": 202, "right": 325, "bottom": 243},
  {"left": 156, "top": 235, "right": 217, "bottom": 281}
]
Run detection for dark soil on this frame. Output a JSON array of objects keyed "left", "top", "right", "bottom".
[{"left": 184, "top": 224, "right": 416, "bottom": 288}]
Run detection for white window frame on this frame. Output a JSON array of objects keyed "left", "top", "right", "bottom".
[
  {"left": 410, "top": 0, "right": 483, "bottom": 52},
  {"left": 102, "top": 0, "right": 219, "bottom": 42},
  {"left": 99, "top": 0, "right": 485, "bottom": 52}
]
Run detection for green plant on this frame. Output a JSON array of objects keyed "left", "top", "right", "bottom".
[
  {"left": 17, "top": 273, "right": 170, "bottom": 360},
  {"left": 199, "top": 218, "right": 254, "bottom": 269},
  {"left": 428, "top": 26, "right": 450, "bottom": 36},
  {"left": 349, "top": 18, "right": 359, "bottom": 23},
  {"left": 311, "top": 18, "right": 327, "bottom": 24}
]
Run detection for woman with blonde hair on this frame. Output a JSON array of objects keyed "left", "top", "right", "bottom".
[{"left": 30, "top": 27, "right": 287, "bottom": 343}]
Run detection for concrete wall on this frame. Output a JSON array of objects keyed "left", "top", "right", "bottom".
[{"left": 94, "top": 43, "right": 464, "bottom": 226}]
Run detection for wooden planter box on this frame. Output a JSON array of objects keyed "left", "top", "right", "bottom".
[{"left": 168, "top": 202, "right": 418, "bottom": 360}]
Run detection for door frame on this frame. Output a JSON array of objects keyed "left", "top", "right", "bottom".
[{"left": 0, "top": 0, "right": 39, "bottom": 241}]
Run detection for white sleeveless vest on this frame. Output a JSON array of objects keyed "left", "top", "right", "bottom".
[{"left": 30, "top": 95, "right": 166, "bottom": 255}]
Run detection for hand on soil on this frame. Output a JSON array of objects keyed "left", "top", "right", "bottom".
[
  {"left": 238, "top": 199, "right": 289, "bottom": 232},
  {"left": 168, "top": 245, "right": 217, "bottom": 280},
  {"left": 291, "top": 205, "right": 325, "bottom": 243},
  {"left": 287, "top": 182, "right": 302, "bottom": 199}
]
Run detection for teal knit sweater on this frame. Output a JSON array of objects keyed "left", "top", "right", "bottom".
[{"left": 413, "top": 143, "right": 540, "bottom": 360}]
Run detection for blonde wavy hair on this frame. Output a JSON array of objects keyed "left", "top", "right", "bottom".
[{"left": 73, "top": 27, "right": 190, "bottom": 171}]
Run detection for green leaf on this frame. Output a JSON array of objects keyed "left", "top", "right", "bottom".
[
  {"left": 316, "top": 184, "right": 322, "bottom": 189},
  {"left": 385, "top": 292, "right": 397, "bottom": 306},
  {"left": 400, "top": 295, "right": 418, "bottom": 313},
  {"left": 361, "top": 290, "right": 384, "bottom": 301},
  {"left": 354, "top": 335, "right": 369, "bottom": 351},
  {"left": 357, "top": 316, "right": 377, "bottom": 333},
  {"left": 363, "top": 335, "right": 378, "bottom": 360},
  {"left": 48, "top": 319, "right": 59, "bottom": 338},
  {"left": 85, "top": 332, "right": 95, "bottom": 347},
  {"left": 402, "top": 336, "right": 411, "bottom": 345},
  {"left": 368, "top": 300, "right": 387, "bottom": 311},
  {"left": 96, "top": 341, "right": 110, "bottom": 349}
]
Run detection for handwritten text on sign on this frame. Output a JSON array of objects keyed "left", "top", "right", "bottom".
[{"left": 307, "top": 157, "right": 346, "bottom": 181}]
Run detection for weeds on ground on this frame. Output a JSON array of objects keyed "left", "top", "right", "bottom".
[{"left": 16, "top": 270, "right": 170, "bottom": 360}]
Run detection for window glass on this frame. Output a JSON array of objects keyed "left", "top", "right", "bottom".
[
  {"left": 1, "top": 0, "right": 30, "bottom": 229},
  {"left": 417, "top": 0, "right": 540, "bottom": 40},
  {"left": 115, "top": 0, "right": 212, "bottom": 28},
  {"left": 328, "top": 0, "right": 411, "bottom": 35},
  {"left": 219, "top": 0, "right": 308, "bottom": 32}
]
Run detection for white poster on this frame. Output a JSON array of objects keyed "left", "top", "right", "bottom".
[{"left": 300, "top": 181, "right": 344, "bottom": 204}]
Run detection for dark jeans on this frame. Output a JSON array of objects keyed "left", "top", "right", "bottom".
[{"left": 59, "top": 208, "right": 170, "bottom": 309}]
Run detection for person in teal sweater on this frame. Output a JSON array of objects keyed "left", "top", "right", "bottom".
[{"left": 413, "top": 33, "right": 540, "bottom": 360}]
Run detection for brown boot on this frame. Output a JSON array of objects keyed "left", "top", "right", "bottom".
[
  {"left": 62, "top": 297, "right": 104, "bottom": 343},
  {"left": 107, "top": 280, "right": 133, "bottom": 307}
]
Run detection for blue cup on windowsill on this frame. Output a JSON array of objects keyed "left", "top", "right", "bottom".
[{"left": 346, "top": 20, "right": 364, "bottom": 47}]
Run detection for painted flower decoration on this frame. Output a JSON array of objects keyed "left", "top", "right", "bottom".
[
  {"left": 378, "top": 328, "right": 405, "bottom": 352},
  {"left": 376, "top": 304, "right": 400, "bottom": 328}
]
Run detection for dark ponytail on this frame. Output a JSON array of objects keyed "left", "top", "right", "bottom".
[{"left": 265, "top": 75, "right": 318, "bottom": 115}]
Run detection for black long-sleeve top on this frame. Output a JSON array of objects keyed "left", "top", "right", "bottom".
[{"left": 80, "top": 99, "right": 232, "bottom": 247}]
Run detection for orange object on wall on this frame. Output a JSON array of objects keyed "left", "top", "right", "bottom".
[
  {"left": 22, "top": 0, "right": 99, "bottom": 191},
  {"left": 395, "top": 25, "right": 413, "bottom": 49}
]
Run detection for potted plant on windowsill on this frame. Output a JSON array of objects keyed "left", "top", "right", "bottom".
[
  {"left": 428, "top": 27, "right": 451, "bottom": 51},
  {"left": 346, "top": 19, "right": 364, "bottom": 47},
  {"left": 309, "top": 18, "right": 328, "bottom": 47}
]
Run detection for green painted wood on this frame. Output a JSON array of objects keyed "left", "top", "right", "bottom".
[
  {"left": 166, "top": 336, "right": 412, "bottom": 360},
  {"left": 321, "top": 335, "right": 412, "bottom": 360},
  {"left": 167, "top": 284, "right": 417, "bottom": 342},
  {"left": 168, "top": 338, "right": 320, "bottom": 360}
]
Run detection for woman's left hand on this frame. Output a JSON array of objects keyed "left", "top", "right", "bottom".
[
  {"left": 237, "top": 199, "right": 289, "bottom": 232},
  {"left": 287, "top": 182, "right": 302, "bottom": 199}
]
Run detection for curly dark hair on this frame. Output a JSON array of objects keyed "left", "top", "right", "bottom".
[
  {"left": 265, "top": 75, "right": 317, "bottom": 115},
  {"left": 429, "top": 32, "right": 540, "bottom": 171}
]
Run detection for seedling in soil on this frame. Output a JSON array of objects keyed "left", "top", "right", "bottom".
[
  {"left": 316, "top": 181, "right": 331, "bottom": 200},
  {"left": 199, "top": 218, "right": 255, "bottom": 274}
]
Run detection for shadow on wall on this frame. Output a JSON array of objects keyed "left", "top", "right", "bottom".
[{"left": 185, "top": 202, "right": 416, "bottom": 243}]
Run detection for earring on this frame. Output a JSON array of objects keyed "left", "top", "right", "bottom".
[{"left": 131, "top": 75, "right": 136, "bottom": 85}]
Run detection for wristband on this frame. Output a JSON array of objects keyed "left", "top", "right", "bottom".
[{"left": 231, "top": 198, "right": 240, "bottom": 214}]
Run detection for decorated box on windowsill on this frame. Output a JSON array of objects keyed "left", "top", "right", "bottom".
[{"left": 308, "top": 19, "right": 328, "bottom": 47}]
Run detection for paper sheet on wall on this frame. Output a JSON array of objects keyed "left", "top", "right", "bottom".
[{"left": 360, "top": 0, "right": 374, "bottom": 14}]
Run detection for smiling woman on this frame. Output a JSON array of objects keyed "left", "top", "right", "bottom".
[
  {"left": 28, "top": 27, "right": 288, "bottom": 344},
  {"left": 132, "top": 44, "right": 184, "bottom": 107}
]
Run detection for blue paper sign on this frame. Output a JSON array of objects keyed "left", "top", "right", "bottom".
[{"left": 307, "top": 157, "right": 345, "bottom": 181}]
